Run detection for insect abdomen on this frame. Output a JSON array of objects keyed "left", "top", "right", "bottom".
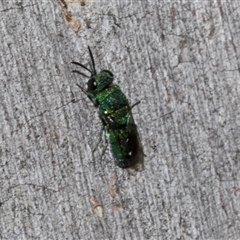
[
  {"left": 96, "top": 86, "right": 139, "bottom": 168},
  {"left": 109, "top": 123, "right": 139, "bottom": 168}
]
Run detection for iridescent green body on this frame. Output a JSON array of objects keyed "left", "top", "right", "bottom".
[
  {"left": 95, "top": 85, "right": 139, "bottom": 168},
  {"left": 72, "top": 47, "right": 140, "bottom": 168}
]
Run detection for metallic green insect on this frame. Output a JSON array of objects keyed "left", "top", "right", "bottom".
[{"left": 72, "top": 47, "right": 141, "bottom": 168}]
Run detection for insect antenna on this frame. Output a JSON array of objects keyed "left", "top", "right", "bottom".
[
  {"left": 72, "top": 70, "right": 90, "bottom": 78},
  {"left": 88, "top": 46, "right": 96, "bottom": 76},
  {"left": 89, "top": 61, "right": 94, "bottom": 76},
  {"left": 72, "top": 61, "right": 92, "bottom": 74}
]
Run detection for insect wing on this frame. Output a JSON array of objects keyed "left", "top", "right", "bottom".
[{"left": 108, "top": 111, "right": 140, "bottom": 168}]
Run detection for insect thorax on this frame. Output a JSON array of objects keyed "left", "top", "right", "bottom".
[{"left": 96, "top": 85, "right": 130, "bottom": 127}]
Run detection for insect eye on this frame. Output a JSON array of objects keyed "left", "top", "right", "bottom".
[{"left": 88, "top": 78, "right": 97, "bottom": 91}]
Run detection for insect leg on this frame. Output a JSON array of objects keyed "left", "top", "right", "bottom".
[
  {"left": 130, "top": 100, "right": 141, "bottom": 110},
  {"left": 92, "top": 123, "right": 110, "bottom": 164},
  {"left": 76, "top": 83, "right": 88, "bottom": 96},
  {"left": 92, "top": 124, "right": 105, "bottom": 153},
  {"left": 76, "top": 84, "right": 98, "bottom": 107},
  {"left": 124, "top": 100, "right": 141, "bottom": 126},
  {"left": 99, "top": 130, "right": 109, "bottom": 162}
]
